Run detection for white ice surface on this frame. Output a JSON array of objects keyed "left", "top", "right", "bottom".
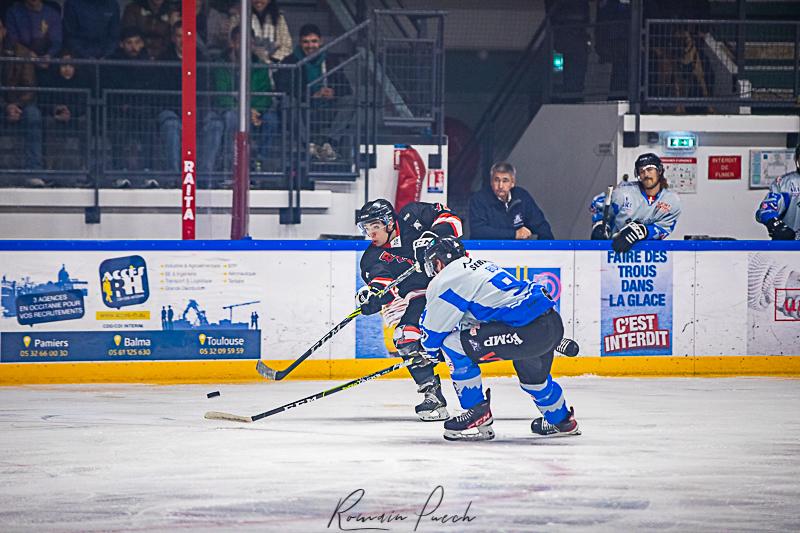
[{"left": 1, "top": 376, "right": 799, "bottom": 532}]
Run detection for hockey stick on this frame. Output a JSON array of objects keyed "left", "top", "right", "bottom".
[
  {"left": 600, "top": 185, "right": 614, "bottom": 239},
  {"left": 207, "top": 338, "right": 581, "bottom": 423},
  {"left": 208, "top": 357, "right": 419, "bottom": 423},
  {"left": 255, "top": 265, "right": 418, "bottom": 381}
]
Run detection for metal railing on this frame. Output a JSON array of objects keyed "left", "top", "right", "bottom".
[
  {"left": 644, "top": 19, "right": 800, "bottom": 111},
  {"left": 0, "top": 9, "right": 446, "bottom": 226},
  {"left": 450, "top": 12, "right": 800, "bottom": 210}
]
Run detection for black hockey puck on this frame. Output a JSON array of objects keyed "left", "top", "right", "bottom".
[{"left": 207, "top": 391, "right": 221, "bottom": 398}]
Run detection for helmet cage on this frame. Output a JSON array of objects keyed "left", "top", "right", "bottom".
[{"left": 357, "top": 214, "right": 394, "bottom": 236}]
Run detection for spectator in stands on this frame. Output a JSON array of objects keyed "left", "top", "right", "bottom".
[
  {"left": 62, "top": 0, "right": 120, "bottom": 59},
  {"left": 275, "top": 23, "right": 352, "bottom": 162},
  {"left": 232, "top": 0, "right": 291, "bottom": 65},
  {"left": 121, "top": 0, "right": 176, "bottom": 60},
  {"left": 468, "top": 161, "right": 554, "bottom": 240},
  {"left": 102, "top": 26, "right": 155, "bottom": 181},
  {"left": 202, "top": 25, "right": 276, "bottom": 174},
  {"left": 1, "top": 14, "right": 44, "bottom": 178},
  {"left": 157, "top": 20, "right": 215, "bottom": 177},
  {"left": 206, "top": 0, "right": 236, "bottom": 60},
  {"left": 40, "top": 49, "right": 92, "bottom": 182},
  {"left": 42, "top": 49, "right": 91, "bottom": 123},
  {"left": 646, "top": 0, "right": 714, "bottom": 113},
  {"left": 5, "top": 0, "right": 62, "bottom": 65}
]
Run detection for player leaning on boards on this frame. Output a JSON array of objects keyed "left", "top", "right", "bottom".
[
  {"left": 419, "top": 235, "right": 580, "bottom": 442},
  {"left": 590, "top": 153, "right": 682, "bottom": 253},
  {"left": 755, "top": 145, "right": 800, "bottom": 241},
  {"left": 356, "top": 198, "right": 463, "bottom": 421}
]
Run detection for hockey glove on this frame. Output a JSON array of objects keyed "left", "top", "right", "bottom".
[
  {"left": 355, "top": 283, "right": 392, "bottom": 315},
  {"left": 765, "top": 218, "right": 796, "bottom": 241},
  {"left": 612, "top": 221, "right": 648, "bottom": 254},
  {"left": 412, "top": 231, "right": 438, "bottom": 274},
  {"left": 591, "top": 221, "right": 610, "bottom": 240}
]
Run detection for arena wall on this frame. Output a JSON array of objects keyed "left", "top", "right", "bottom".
[{"left": 1, "top": 239, "right": 798, "bottom": 385}]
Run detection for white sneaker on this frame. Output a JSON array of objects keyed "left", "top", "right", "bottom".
[{"left": 317, "top": 142, "right": 338, "bottom": 162}]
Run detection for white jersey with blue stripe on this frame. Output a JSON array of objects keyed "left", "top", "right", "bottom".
[
  {"left": 591, "top": 181, "right": 681, "bottom": 239},
  {"left": 420, "top": 256, "right": 556, "bottom": 354},
  {"left": 755, "top": 171, "right": 800, "bottom": 236}
]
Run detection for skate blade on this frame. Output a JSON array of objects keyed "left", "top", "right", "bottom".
[
  {"left": 443, "top": 426, "right": 495, "bottom": 441},
  {"left": 531, "top": 428, "right": 582, "bottom": 438},
  {"left": 417, "top": 407, "right": 450, "bottom": 421}
]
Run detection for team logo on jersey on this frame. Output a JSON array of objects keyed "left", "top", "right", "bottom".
[
  {"left": 98, "top": 255, "right": 149, "bottom": 308},
  {"left": 655, "top": 201, "right": 671, "bottom": 214},
  {"left": 378, "top": 250, "right": 414, "bottom": 266},
  {"left": 483, "top": 332, "right": 523, "bottom": 347},
  {"left": 621, "top": 195, "right": 633, "bottom": 211},
  {"left": 512, "top": 213, "right": 524, "bottom": 227}
]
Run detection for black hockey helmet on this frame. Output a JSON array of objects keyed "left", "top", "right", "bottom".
[
  {"left": 634, "top": 152, "right": 664, "bottom": 177},
  {"left": 356, "top": 199, "right": 395, "bottom": 235},
  {"left": 423, "top": 235, "right": 466, "bottom": 277}
]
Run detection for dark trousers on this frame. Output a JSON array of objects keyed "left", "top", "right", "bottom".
[{"left": 460, "top": 309, "right": 564, "bottom": 385}]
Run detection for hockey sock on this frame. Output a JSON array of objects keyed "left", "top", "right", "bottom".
[
  {"left": 520, "top": 375, "right": 568, "bottom": 424},
  {"left": 442, "top": 336, "right": 484, "bottom": 409}
]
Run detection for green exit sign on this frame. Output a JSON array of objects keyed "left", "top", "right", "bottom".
[
  {"left": 552, "top": 52, "right": 564, "bottom": 72},
  {"left": 665, "top": 133, "right": 697, "bottom": 151}
]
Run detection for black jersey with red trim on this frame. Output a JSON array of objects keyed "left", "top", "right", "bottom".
[{"left": 359, "top": 201, "right": 463, "bottom": 298}]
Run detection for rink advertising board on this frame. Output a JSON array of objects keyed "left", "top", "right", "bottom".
[
  {"left": 601, "top": 249, "right": 673, "bottom": 356},
  {"left": 1, "top": 240, "right": 799, "bottom": 383}
]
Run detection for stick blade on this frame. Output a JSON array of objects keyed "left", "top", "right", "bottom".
[
  {"left": 255, "top": 360, "right": 279, "bottom": 380},
  {"left": 204, "top": 411, "right": 254, "bottom": 423}
]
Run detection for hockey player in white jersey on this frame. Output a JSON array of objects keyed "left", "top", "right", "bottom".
[
  {"left": 590, "top": 153, "right": 682, "bottom": 253},
  {"left": 754, "top": 145, "right": 800, "bottom": 240},
  {"left": 418, "top": 235, "right": 580, "bottom": 441}
]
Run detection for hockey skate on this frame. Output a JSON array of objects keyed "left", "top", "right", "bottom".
[
  {"left": 443, "top": 389, "right": 494, "bottom": 441},
  {"left": 531, "top": 407, "right": 581, "bottom": 438},
  {"left": 415, "top": 375, "right": 449, "bottom": 421}
]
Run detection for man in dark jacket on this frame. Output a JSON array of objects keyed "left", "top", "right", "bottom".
[
  {"left": 468, "top": 161, "right": 554, "bottom": 240},
  {"left": 62, "top": 0, "right": 120, "bottom": 59}
]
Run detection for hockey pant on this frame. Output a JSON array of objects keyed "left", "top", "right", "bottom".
[
  {"left": 443, "top": 309, "right": 572, "bottom": 424},
  {"left": 392, "top": 296, "right": 436, "bottom": 387}
]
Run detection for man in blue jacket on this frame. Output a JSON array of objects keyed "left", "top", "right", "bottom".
[{"left": 468, "top": 161, "right": 554, "bottom": 240}]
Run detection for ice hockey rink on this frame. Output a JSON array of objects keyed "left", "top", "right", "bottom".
[{"left": 1, "top": 375, "right": 799, "bottom": 532}]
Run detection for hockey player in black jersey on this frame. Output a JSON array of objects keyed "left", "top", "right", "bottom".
[{"left": 356, "top": 198, "right": 463, "bottom": 421}]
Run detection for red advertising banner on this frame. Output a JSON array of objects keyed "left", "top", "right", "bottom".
[{"left": 708, "top": 155, "right": 741, "bottom": 180}]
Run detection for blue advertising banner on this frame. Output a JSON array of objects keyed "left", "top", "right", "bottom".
[
  {"left": 601, "top": 249, "right": 673, "bottom": 356},
  {"left": 0, "top": 330, "right": 260, "bottom": 362},
  {"left": 16, "top": 290, "right": 85, "bottom": 325}
]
